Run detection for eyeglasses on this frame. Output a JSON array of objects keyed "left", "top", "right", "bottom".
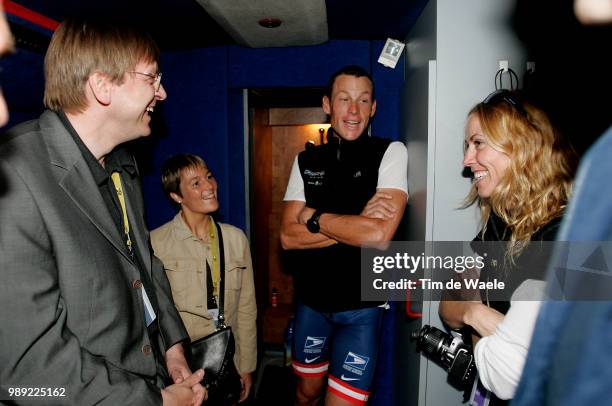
[
  {"left": 129, "top": 71, "right": 163, "bottom": 91},
  {"left": 483, "top": 89, "right": 528, "bottom": 118}
]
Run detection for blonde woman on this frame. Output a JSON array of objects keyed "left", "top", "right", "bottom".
[{"left": 440, "top": 90, "right": 575, "bottom": 401}]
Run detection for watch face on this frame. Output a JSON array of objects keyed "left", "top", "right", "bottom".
[{"left": 307, "top": 218, "right": 320, "bottom": 233}]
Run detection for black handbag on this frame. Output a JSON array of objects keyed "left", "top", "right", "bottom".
[{"left": 188, "top": 220, "right": 242, "bottom": 405}]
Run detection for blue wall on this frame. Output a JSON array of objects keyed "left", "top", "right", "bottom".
[
  {"left": 1, "top": 48, "right": 45, "bottom": 129},
  {"left": 140, "top": 47, "right": 230, "bottom": 229},
  {"left": 142, "top": 39, "right": 405, "bottom": 232}
]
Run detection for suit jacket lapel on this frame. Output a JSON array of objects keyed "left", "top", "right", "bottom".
[{"left": 40, "top": 111, "right": 131, "bottom": 262}]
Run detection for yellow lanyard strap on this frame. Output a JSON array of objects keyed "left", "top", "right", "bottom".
[
  {"left": 110, "top": 172, "right": 133, "bottom": 255},
  {"left": 110, "top": 171, "right": 156, "bottom": 326}
]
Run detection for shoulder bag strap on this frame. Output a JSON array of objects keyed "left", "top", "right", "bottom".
[{"left": 214, "top": 219, "right": 227, "bottom": 329}]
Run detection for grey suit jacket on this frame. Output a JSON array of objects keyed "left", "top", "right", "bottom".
[{"left": 0, "top": 111, "right": 188, "bottom": 405}]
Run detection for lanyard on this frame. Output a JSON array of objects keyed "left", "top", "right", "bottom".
[
  {"left": 110, "top": 171, "right": 156, "bottom": 326},
  {"left": 110, "top": 172, "right": 133, "bottom": 257}
]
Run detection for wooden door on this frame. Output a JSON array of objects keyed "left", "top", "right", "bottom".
[{"left": 251, "top": 107, "right": 328, "bottom": 344}]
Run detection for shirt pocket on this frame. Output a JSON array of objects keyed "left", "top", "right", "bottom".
[
  {"left": 223, "top": 261, "right": 247, "bottom": 315},
  {"left": 225, "top": 260, "right": 246, "bottom": 291},
  {"left": 164, "top": 258, "right": 205, "bottom": 312}
]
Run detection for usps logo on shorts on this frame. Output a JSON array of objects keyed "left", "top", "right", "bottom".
[
  {"left": 344, "top": 352, "right": 370, "bottom": 371},
  {"left": 304, "top": 336, "right": 326, "bottom": 350}
]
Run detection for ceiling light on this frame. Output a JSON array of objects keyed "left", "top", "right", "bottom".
[{"left": 258, "top": 17, "right": 282, "bottom": 28}]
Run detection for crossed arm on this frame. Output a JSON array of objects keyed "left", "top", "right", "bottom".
[{"left": 280, "top": 188, "right": 408, "bottom": 250}]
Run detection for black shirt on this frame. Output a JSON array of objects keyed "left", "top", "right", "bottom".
[
  {"left": 58, "top": 111, "right": 138, "bottom": 242},
  {"left": 471, "top": 213, "right": 562, "bottom": 314},
  {"left": 57, "top": 111, "right": 157, "bottom": 309}
]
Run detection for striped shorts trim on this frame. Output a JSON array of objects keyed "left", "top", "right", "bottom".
[
  {"left": 292, "top": 360, "right": 329, "bottom": 377},
  {"left": 328, "top": 374, "right": 370, "bottom": 404}
]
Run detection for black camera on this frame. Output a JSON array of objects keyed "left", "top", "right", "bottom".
[{"left": 411, "top": 325, "right": 476, "bottom": 389}]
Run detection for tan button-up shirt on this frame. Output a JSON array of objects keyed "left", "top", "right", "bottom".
[{"left": 151, "top": 213, "right": 257, "bottom": 373}]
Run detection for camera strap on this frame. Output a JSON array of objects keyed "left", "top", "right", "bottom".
[{"left": 469, "top": 378, "right": 491, "bottom": 406}]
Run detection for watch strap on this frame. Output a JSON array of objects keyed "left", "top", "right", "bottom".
[{"left": 307, "top": 209, "right": 323, "bottom": 233}]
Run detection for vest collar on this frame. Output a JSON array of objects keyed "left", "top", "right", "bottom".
[{"left": 327, "top": 127, "right": 371, "bottom": 161}]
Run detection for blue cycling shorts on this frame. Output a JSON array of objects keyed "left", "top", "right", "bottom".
[{"left": 291, "top": 303, "right": 383, "bottom": 404}]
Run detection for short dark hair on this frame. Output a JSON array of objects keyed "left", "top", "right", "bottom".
[
  {"left": 161, "top": 154, "right": 206, "bottom": 203},
  {"left": 326, "top": 65, "right": 375, "bottom": 100}
]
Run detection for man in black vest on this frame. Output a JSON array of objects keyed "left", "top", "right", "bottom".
[{"left": 281, "top": 65, "right": 408, "bottom": 406}]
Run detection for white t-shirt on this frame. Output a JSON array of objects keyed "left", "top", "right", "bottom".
[{"left": 283, "top": 140, "right": 408, "bottom": 201}]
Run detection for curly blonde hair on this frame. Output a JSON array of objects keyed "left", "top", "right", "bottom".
[{"left": 464, "top": 95, "right": 576, "bottom": 258}]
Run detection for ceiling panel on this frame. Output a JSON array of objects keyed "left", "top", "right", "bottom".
[{"left": 7, "top": 0, "right": 429, "bottom": 50}]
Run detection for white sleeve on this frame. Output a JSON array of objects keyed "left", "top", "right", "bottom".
[
  {"left": 377, "top": 141, "right": 408, "bottom": 196},
  {"left": 474, "top": 280, "right": 546, "bottom": 400},
  {"left": 283, "top": 155, "right": 305, "bottom": 202}
]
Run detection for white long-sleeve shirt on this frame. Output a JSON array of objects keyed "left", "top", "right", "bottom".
[{"left": 474, "top": 279, "right": 546, "bottom": 400}]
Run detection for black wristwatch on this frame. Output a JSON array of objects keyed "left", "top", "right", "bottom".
[{"left": 306, "top": 210, "right": 323, "bottom": 233}]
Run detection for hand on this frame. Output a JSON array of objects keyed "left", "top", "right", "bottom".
[
  {"left": 298, "top": 206, "right": 316, "bottom": 225},
  {"left": 165, "top": 343, "right": 191, "bottom": 384},
  {"left": 361, "top": 191, "right": 396, "bottom": 219},
  {"left": 161, "top": 369, "right": 207, "bottom": 406},
  {"left": 239, "top": 372, "right": 253, "bottom": 403},
  {"left": 164, "top": 343, "right": 207, "bottom": 405},
  {"left": 190, "top": 377, "right": 207, "bottom": 406},
  {"left": 464, "top": 303, "right": 505, "bottom": 337}
]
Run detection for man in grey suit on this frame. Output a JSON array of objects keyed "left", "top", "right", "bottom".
[{"left": 0, "top": 19, "right": 206, "bottom": 405}]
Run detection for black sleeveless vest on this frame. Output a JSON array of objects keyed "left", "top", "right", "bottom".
[{"left": 286, "top": 134, "right": 391, "bottom": 312}]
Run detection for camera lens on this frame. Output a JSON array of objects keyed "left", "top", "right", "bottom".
[
  {"left": 420, "top": 326, "right": 447, "bottom": 356},
  {"left": 412, "top": 325, "right": 476, "bottom": 389}
]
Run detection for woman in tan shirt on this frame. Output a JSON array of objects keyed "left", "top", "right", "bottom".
[{"left": 151, "top": 154, "right": 257, "bottom": 403}]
